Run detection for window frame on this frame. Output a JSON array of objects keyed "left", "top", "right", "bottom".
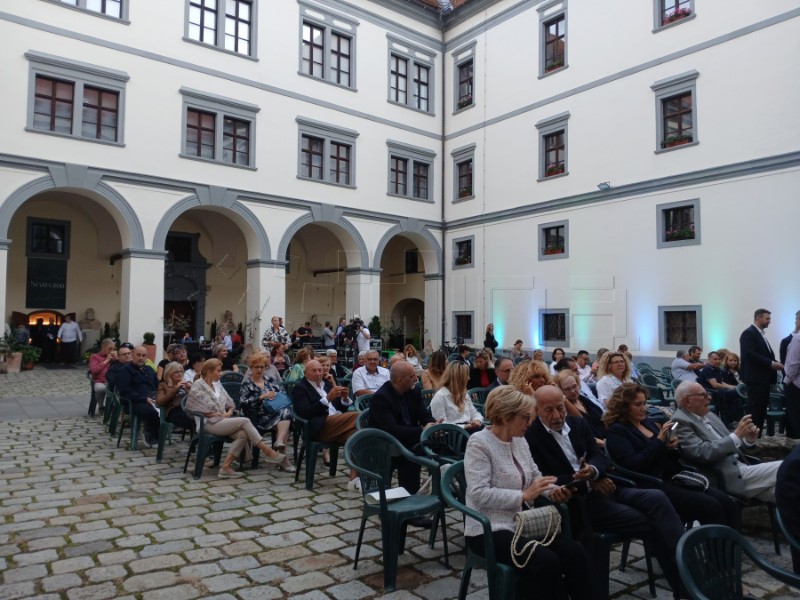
[
  {"left": 536, "top": 111, "right": 570, "bottom": 181},
  {"left": 46, "top": 0, "right": 129, "bottom": 21},
  {"left": 539, "top": 308, "right": 570, "bottom": 347},
  {"left": 25, "top": 51, "right": 128, "bottom": 146},
  {"left": 656, "top": 198, "right": 701, "bottom": 249},
  {"left": 298, "top": 1, "right": 358, "bottom": 90},
  {"left": 180, "top": 87, "right": 260, "bottom": 169},
  {"left": 452, "top": 311, "right": 475, "bottom": 344},
  {"left": 452, "top": 42, "right": 476, "bottom": 113},
  {"left": 452, "top": 235, "right": 474, "bottom": 270},
  {"left": 451, "top": 143, "right": 476, "bottom": 202},
  {"left": 27, "top": 217, "right": 71, "bottom": 260},
  {"left": 653, "top": 0, "right": 695, "bottom": 31},
  {"left": 387, "top": 35, "right": 435, "bottom": 115},
  {"left": 538, "top": 0, "right": 567, "bottom": 77},
  {"left": 538, "top": 219, "right": 569, "bottom": 261},
  {"left": 658, "top": 305, "right": 702, "bottom": 351},
  {"left": 652, "top": 70, "right": 699, "bottom": 153},
  {"left": 296, "top": 117, "right": 359, "bottom": 188},
  {"left": 184, "top": 0, "right": 258, "bottom": 59},
  {"left": 386, "top": 140, "right": 435, "bottom": 203}
]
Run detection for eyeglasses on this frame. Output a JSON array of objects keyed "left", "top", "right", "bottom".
[
  {"left": 686, "top": 392, "right": 711, "bottom": 399},
  {"left": 120, "top": 343, "right": 134, "bottom": 350},
  {"left": 497, "top": 368, "right": 512, "bottom": 373}
]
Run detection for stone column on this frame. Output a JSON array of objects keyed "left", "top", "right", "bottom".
[
  {"left": 345, "top": 267, "right": 382, "bottom": 323},
  {"left": 118, "top": 249, "right": 166, "bottom": 353},
  {"left": 424, "top": 273, "right": 443, "bottom": 349},
  {"left": 245, "top": 259, "right": 286, "bottom": 351},
  {"left": 0, "top": 240, "right": 8, "bottom": 333}
]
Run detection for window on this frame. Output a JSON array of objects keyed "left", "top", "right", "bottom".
[
  {"left": 451, "top": 144, "right": 476, "bottom": 201},
  {"left": 26, "top": 51, "right": 128, "bottom": 145},
  {"left": 538, "top": 220, "right": 569, "bottom": 260},
  {"left": 539, "top": 309, "right": 569, "bottom": 345},
  {"left": 186, "top": 0, "right": 256, "bottom": 57},
  {"left": 180, "top": 87, "right": 259, "bottom": 168},
  {"left": 539, "top": 1, "right": 567, "bottom": 76},
  {"left": 27, "top": 218, "right": 71, "bottom": 259},
  {"left": 387, "top": 141, "right": 435, "bottom": 201},
  {"left": 659, "top": 306, "right": 702, "bottom": 350},
  {"left": 652, "top": 70, "right": 699, "bottom": 152},
  {"left": 452, "top": 42, "right": 476, "bottom": 112},
  {"left": 299, "top": 2, "right": 358, "bottom": 89},
  {"left": 54, "top": 0, "right": 127, "bottom": 20},
  {"left": 297, "top": 117, "right": 359, "bottom": 187},
  {"left": 453, "top": 236, "right": 474, "bottom": 269},
  {"left": 387, "top": 38, "right": 435, "bottom": 114},
  {"left": 536, "top": 111, "right": 570, "bottom": 180},
  {"left": 405, "top": 250, "right": 420, "bottom": 274},
  {"left": 657, "top": 199, "right": 701, "bottom": 248},
  {"left": 453, "top": 312, "right": 474, "bottom": 344},
  {"left": 655, "top": 0, "right": 694, "bottom": 29}
]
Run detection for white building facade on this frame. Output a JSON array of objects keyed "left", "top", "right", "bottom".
[{"left": 0, "top": 0, "right": 798, "bottom": 360}]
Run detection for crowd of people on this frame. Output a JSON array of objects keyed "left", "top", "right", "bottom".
[{"left": 81, "top": 308, "right": 799, "bottom": 599}]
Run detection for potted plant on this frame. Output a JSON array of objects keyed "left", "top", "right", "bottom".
[
  {"left": 545, "top": 164, "right": 565, "bottom": 177},
  {"left": 0, "top": 333, "right": 21, "bottom": 373},
  {"left": 367, "top": 316, "right": 382, "bottom": 340},
  {"left": 661, "top": 134, "right": 693, "bottom": 149},
  {"left": 545, "top": 58, "right": 564, "bottom": 72},
  {"left": 458, "top": 186, "right": 472, "bottom": 198},
  {"left": 142, "top": 332, "right": 157, "bottom": 362},
  {"left": 455, "top": 255, "right": 472, "bottom": 266},
  {"left": 20, "top": 345, "right": 42, "bottom": 370},
  {"left": 664, "top": 8, "right": 691, "bottom": 25},
  {"left": 543, "top": 245, "right": 565, "bottom": 255},
  {"left": 665, "top": 227, "right": 695, "bottom": 242},
  {"left": 385, "top": 321, "right": 405, "bottom": 350},
  {"left": 457, "top": 96, "right": 472, "bottom": 110}
]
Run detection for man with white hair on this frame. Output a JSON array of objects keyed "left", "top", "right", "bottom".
[
  {"left": 351, "top": 350, "right": 389, "bottom": 397},
  {"left": 672, "top": 380, "right": 782, "bottom": 501}
]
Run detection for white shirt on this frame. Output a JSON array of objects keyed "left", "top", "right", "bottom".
[
  {"left": 671, "top": 357, "right": 699, "bottom": 383},
  {"left": 541, "top": 421, "right": 599, "bottom": 479},
  {"left": 356, "top": 328, "right": 371, "bottom": 353},
  {"left": 310, "top": 379, "right": 338, "bottom": 416},
  {"left": 352, "top": 365, "right": 389, "bottom": 394},
  {"left": 577, "top": 363, "right": 593, "bottom": 383},
  {"left": 57, "top": 321, "right": 82, "bottom": 343},
  {"left": 596, "top": 374, "right": 628, "bottom": 405},
  {"left": 430, "top": 387, "right": 482, "bottom": 425}
]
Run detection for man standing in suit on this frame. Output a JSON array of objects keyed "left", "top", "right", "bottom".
[
  {"left": 779, "top": 310, "right": 800, "bottom": 367},
  {"left": 672, "top": 381, "right": 781, "bottom": 501},
  {"left": 776, "top": 445, "right": 800, "bottom": 573},
  {"left": 525, "top": 385, "right": 685, "bottom": 598},
  {"left": 740, "top": 308, "right": 783, "bottom": 433}
]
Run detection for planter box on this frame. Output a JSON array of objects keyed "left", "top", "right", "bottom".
[{"left": 6, "top": 352, "right": 22, "bottom": 373}]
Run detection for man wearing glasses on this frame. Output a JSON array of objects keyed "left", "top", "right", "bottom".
[
  {"left": 486, "top": 357, "right": 512, "bottom": 392},
  {"left": 351, "top": 350, "right": 389, "bottom": 397},
  {"left": 105, "top": 342, "right": 134, "bottom": 393},
  {"left": 672, "top": 381, "right": 781, "bottom": 501}
]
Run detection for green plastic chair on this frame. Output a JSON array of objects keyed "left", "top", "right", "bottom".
[
  {"left": 440, "top": 461, "right": 517, "bottom": 600},
  {"left": 776, "top": 508, "right": 800, "bottom": 560},
  {"left": 344, "top": 429, "right": 449, "bottom": 593},
  {"left": 354, "top": 393, "right": 373, "bottom": 412},
  {"left": 292, "top": 406, "right": 340, "bottom": 491},
  {"left": 220, "top": 371, "right": 244, "bottom": 384},
  {"left": 182, "top": 397, "right": 233, "bottom": 479},
  {"left": 466, "top": 387, "right": 488, "bottom": 414},
  {"left": 419, "top": 423, "right": 469, "bottom": 465},
  {"left": 421, "top": 388, "right": 436, "bottom": 410},
  {"left": 106, "top": 389, "right": 121, "bottom": 436},
  {"left": 221, "top": 381, "right": 242, "bottom": 408},
  {"left": 676, "top": 524, "right": 800, "bottom": 599},
  {"left": 766, "top": 392, "right": 786, "bottom": 436},
  {"left": 87, "top": 370, "right": 97, "bottom": 417},
  {"left": 115, "top": 396, "right": 141, "bottom": 451},
  {"left": 355, "top": 408, "right": 370, "bottom": 430}
]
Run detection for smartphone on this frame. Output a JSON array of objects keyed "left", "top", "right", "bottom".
[{"left": 665, "top": 421, "right": 679, "bottom": 440}]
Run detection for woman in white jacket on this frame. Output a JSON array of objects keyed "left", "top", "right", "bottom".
[{"left": 430, "top": 362, "right": 483, "bottom": 431}]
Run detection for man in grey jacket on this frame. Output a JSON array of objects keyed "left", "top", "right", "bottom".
[{"left": 672, "top": 381, "right": 781, "bottom": 501}]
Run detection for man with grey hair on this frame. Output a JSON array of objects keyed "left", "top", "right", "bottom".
[
  {"left": 486, "top": 357, "right": 512, "bottom": 392},
  {"left": 671, "top": 381, "right": 781, "bottom": 501},
  {"left": 351, "top": 350, "right": 389, "bottom": 397},
  {"left": 326, "top": 348, "right": 349, "bottom": 381}
]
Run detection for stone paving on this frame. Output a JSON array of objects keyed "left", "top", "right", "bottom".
[{"left": 0, "top": 367, "right": 797, "bottom": 599}]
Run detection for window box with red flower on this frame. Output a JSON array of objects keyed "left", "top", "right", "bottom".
[
  {"left": 545, "top": 164, "right": 565, "bottom": 177},
  {"left": 661, "top": 134, "right": 693, "bottom": 149},
  {"left": 663, "top": 8, "right": 691, "bottom": 25}
]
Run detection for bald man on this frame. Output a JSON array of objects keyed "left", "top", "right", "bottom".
[{"left": 370, "top": 361, "right": 438, "bottom": 498}]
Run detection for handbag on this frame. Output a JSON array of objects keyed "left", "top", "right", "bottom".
[
  {"left": 510, "top": 505, "right": 562, "bottom": 568},
  {"left": 263, "top": 391, "right": 291, "bottom": 415},
  {"left": 671, "top": 470, "right": 709, "bottom": 491}
]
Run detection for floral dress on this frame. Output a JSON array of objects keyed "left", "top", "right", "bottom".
[{"left": 239, "top": 373, "right": 292, "bottom": 434}]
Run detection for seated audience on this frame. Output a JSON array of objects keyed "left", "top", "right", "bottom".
[
  {"left": 721, "top": 351, "right": 742, "bottom": 386},
  {"left": 508, "top": 359, "right": 552, "bottom": 396},
  {"left": 697, "top": 351, "right": 744, "bottom": 425},
  {"left": 156, "top": 343, "right": 177, "bottom": 382},
  {"left": 431, "top": 361, "right": 484, "bottom": 431},
  {"left": 776, "top": 444, "right": 800, "bottom": 573},
  {"left": 326, "top": 349, "right": 349, "bottom": 380},
  {"left": 155, "top": 361, "right": 195, "bottom": 431},
  {"left": 270, "top": 342, "right": 292, "bottom": 375},
  {"left": 291, "top": 359, "right": 359, "bottom": 489},
  {"left": 595, "top": 351, "right": 632, "bottom": 406},
  {"left": 184, "top": 353, "right": 204, "bottom": 383},
  {"left": 672, "top": 381, "right": 782, "bottom": 501},
  {"left": 115, "top": 345, "right": 163, "bottom": 447},
  {"left": 238, "top": 352, "right": 295, "bottom": 472},
  {"left": 554, "top": 370, "right": 606, "bottom": 445},
  {"left": 486, "top": 356, "right": 513, "bottom": 392},
  {"left": 531, "top": 349, "right": 544, "bottom": 362},
  {"left": 464, "top": 386, "right": 592, "bottom": 600},
  {"left": 591, "top": 347, "right": 609, "bottom": 375},
  {"left": 553, "top": 357, "right": 603, "bottom": 411},
  {"left": 89, "top": 338, "right": 117, "bottom": 413},
  {"left": 468, "top": 350, "right": 497, "bottom": 389},
  {"left": 212, "top": 343, "right": 238, "bottom": 373},
  {"left": 575, "top": 350, "right": 594, "bottom": 384},
  {"left": 186, "top": 358, "right": 285, "bottom": 478},
  {"left": 421, "top": 350, "right": 447, "bottom": 391},
  {"left": 549, "top": 348, "right": 565, "bottom": 375},
  {"left": 604, "top": 383, "right": 737, "bottom": 526},
  {"left": 510, "top": 339, "right": 529, "bottom": 361},
  {"left": 404, "top": 344, "right": 423, "bottom": 373},
  {"left": 370, "top": 362, "right": 438, "bottom": 502},
  {"left": 106, "top": 342, "right": 133, "bottom": 392},
  {"left": 283, "top": 347, "right": 314, "bottom": 382},
  {"left": 455, "top": 345, "right": 472, "bottom": 366},
  {"left": 351, "top": 350, "right": 390, "bottom": 396},
  {"left": 671, "top": 346, "right": 704, "bottom": 383}
]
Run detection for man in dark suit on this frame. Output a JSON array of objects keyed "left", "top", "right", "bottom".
[
  {"left": 485, "top": 357, "right": 512, "bottom": 392},
  {"left": 739, "top": 308, "right": 784, "bottom": 433},
  {"left": 776, "top": 445, "right": 800, "bottom": 573},
  {"left": 525, "top": 385, "right": 685, "bottom": 598},
  {"left": 115, "top": 345, "right": 161, "bottom": 447},
  {"left": 370, "top": 361, "right": 437, "bottom": 496},
  {"left": 291, "top": 359, "right": 359, "bottom": 487}
]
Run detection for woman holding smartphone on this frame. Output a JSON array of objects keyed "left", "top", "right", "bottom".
[{"left": 604, "top": 383, "right": 737, "bottom": 526}]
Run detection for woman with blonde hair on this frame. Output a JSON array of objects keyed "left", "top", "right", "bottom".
[
  {"left": 422, "top": 350, "right": 447, "bottom": 391},
  {"left": 595, "top": 351, "right": 632, "bottom": 406},
  {"left": 468, "top": 350, "right": 497, "bottom": 389},
  {"left": 463, "top": 385, "right": 591, "bottom": 599},
  {"left": 186, "top": 358, "right": 285, "bottom": 478},
  {"left": 430, "top": 361, "right": 483, "bottom": 430},
  {"left": 509, "top": 360, "right": 552, "bottom": 396}
]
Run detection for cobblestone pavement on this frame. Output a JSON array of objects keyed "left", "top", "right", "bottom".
[{"left": 0, "top": 368, "right": 796, "bottom": 599}]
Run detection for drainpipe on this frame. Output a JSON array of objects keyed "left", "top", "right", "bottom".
[{"left": 439, "top": 11, "right": 447, "bottom": 349}]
